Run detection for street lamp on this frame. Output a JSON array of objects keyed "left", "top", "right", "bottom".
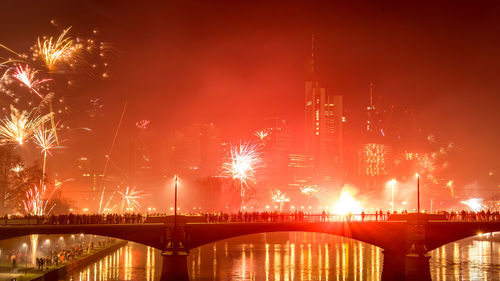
[
  {"left": 174, "top": 174, "right": 178, "bottom": 229},
  {"left": 22, "top": 243, "right": 27, "bottom": 274},
  {"left": 390, "top": 179, "right": 396, "bottom": 213},
  {"left": 416, "top": 173, "right": 420, "bottom": 214}
]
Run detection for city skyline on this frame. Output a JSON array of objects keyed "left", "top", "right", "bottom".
[{"left": 0, "top": 0, "right": 498, "bottom": 213}]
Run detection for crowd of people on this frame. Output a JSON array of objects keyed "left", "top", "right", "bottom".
[
  {"left": 2, "top": 209, "right": 500, "bottom": 225},
  {"left": 438, "top": 210, "right": 500, "bottom": 221},
  {"left": 35, "top": 245, "right": 84, "bottom": 270},
  {"left": 31, "top": 238, "right": 112, "bottom": 272},
  {"left": 3, "top": 213, "right": 145, "bottom": 225}
]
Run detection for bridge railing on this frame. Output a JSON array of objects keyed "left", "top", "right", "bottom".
[
  {"left": 202, "top": 213, "right": 391, "bottom": 223},
  {"left": 2, "top": 212, "right": 499, "bottom": 225}
]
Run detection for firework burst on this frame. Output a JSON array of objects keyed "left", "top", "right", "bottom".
[
  {"left": 0, "top": 106, "right": 50, "bottom": 145},
  {"left": 32, "top": 126, "right": 59, "bottom": 155},
  {"left": 36, "top": 27, "right": 77, "bottom": 71},
  {"left": 223, "top": 142, "right": 261, "bottom": 187},
  {"left": 255, "top": 129, "right": 269, "bottom": 141},
  {"left": 23, "top": 185, "right": 49, "bottom": 216},
  {"left": 461, "top": 198, "right": 483, "bottom": 212},
  {"left": 118, "top": 186, "right": 145, "bottom": 213},
  {"left": 300, "top": 185, "right": 324, "bottom": 198},
  {"left": 223, "top": 142, "right": 261, "bottom": 209},
  {"left": 11, "top": 163, "right": 24, "bottom": 174},
  {"left": 11, "top": 64, "right": 51, "bottom": 98}
]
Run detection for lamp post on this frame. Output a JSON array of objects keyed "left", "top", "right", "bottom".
[
  {"left": 22, "top": 243, "right": 27, "bottom": 274},
  {"left": 416, "top": 173, "right": 420, "bottom": 214},
  {"left": 391, "top": 179, "right": 396, "bottom": 213},
  {"left": 174, "top": 174, "right": 178, "bottom": 229}
]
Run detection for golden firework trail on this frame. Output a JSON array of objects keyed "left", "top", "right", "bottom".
[
  {"left": 32, "top": 126, "right": 59, "bottom": 155},
  {"left": 0, "top": 106, "right": 50, "bottom": 145},
  {"left": 33, "top": 126, "right": 61, "bottom": 187},
  {"left": 23, "top": 185, "right": 49, "bottom": 216},
  {"left": 37, "top": 27, "right": 76, "bottom": 71}
]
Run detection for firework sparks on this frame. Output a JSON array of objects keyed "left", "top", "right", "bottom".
[
  {"left": 271, "top": 190, "right": 289, "bottom": 203},
  {"left": 223, "top": 142, "right": 260, "bottom": 210},
  {"left": 118, "top": 186, "right": 145, "bottom": 213},
  {"left": 23, "top": 185, "right": 50, "bottom": 216},
  {"left": 11, "top": 64, "right": 51, "bottom": 98},
  {"left": 98, "top": 186, "right": 117, "bottom": 215},
  {"left": 255, "top": 129, "right": 269, "bottom": 140},
  {"left": 223, "top": 142, "right": 260, "bottom": 186},
  {"left": 461, "top": 198, "right": 483, "bottom": 212},
  {"left": 136, "top": 119, "right": 151, "bottom": 130},
  {"left": 37, "top": 27, "right": 77, "bottom": 71},
  {"left": 0, "top": 106, "right": 50, "bottom": 145},
  {"left": 32, "top": 126, "right": 59, "bottom": 155},
  {"left": 11, "top": 164, "right": 24, "bottom": 174},
  {"left": 271, "top": 190, "right": 289, "bottom": 211},
  {"left": 300, "top": 185, "right": 324, "bottom": 198}
]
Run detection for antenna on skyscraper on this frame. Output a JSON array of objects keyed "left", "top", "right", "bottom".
[
  {"left": 306, "top": 33, "right": 317, "bottom": 81},
  {"left": 311, "top": 33, "right": 315, "bottom": 73},
  {"left": 369, "top": 82, "right": 374, "bottom": 108}
]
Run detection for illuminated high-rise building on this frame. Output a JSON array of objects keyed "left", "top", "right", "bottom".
[
  {"left": 304, "top": 35, "right": 343, "bottom": 187},
  {"left": 358, "top": 83, "right": 392, "bottom": 190}
]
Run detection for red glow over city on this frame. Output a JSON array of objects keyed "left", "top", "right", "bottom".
[{"left": 0, "top": 1, "right": 499, "bottom": 280}]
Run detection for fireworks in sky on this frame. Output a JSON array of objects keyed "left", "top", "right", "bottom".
[
  {"left": 223, "top": 142, "right": 261, "bottom": 187},
  {"left": 255, "top": 129, "right": 269, "bottom": 140},
  {"left": 23, "top": 185, "right": 51, "bottom": 216},
  {"left": 300, "top": 185, "right": 324, "bottom": 198},
  {"left": 136, "top": 119, "right": 151, "bottom": 130},
  {"left": 11, "top": 64, "right": 52, "bottom": 99},
  {"left": 32, "top": 126, "right": 59, "bottom": 155},
  {"left": 0, "top": 106, "right": 50, "bottom": 145},
  {"left": 36, "top": 27, "right": 77, "bottom": 71},
  {"left": 11, "top": 163, "right": 24, "bottom": 174},
  {"left": 223, "top": 142, "right": 261, "bottom": 210},
  {"left": 461, "top": 198, "right": 483, "bottom": 212},
  {"left": 271, "top": 190, "right": 289, "bottom": 203},
  {"left": 119, "top": 186, "right": 146, "bottom": 213}
]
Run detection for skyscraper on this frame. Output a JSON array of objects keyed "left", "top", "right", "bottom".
[
  {"left": 304, "top": 35, "right": 344, "bottom": 187},
  {"left": 163, "top": 123, "right": 222, "bottom": 179},
  {"left": 358, "top": 83, "right": 392, "bottom": 190},
  {"left": 258, "top": 117, "right": 292, "bottom": 187}
]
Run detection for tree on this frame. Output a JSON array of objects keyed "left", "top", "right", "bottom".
[{"left": 0, "top": 146, "right": 21, "bottom": 214}]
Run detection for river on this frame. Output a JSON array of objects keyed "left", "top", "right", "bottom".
[{"left": 63, "top": 232, "right": 500, "bottom": 281}]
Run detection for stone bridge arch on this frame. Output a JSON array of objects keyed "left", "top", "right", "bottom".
[
  {"left": 425, "top": 221, "right": 500, "bottom": 251},
  {"left": 0, "top": 224, "right": 167, "bottom": 250},
  {"left": 184, "top": 222, "right": 408, "bottom": 252}
]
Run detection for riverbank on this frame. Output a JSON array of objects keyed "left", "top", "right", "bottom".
[{"left": 0, "top": 239, "right": 128, "bottom": 281}]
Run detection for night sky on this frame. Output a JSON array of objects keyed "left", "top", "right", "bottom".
[{"left": 1, "top": 0, "right": 499, "bottom": 186}]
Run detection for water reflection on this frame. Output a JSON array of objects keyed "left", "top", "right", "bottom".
[
  {"left": 64, "top": 233, "right": 500, "bottom": 281},
  {"left": 430, "top": 238, "right": 500, "bottom": 281}
]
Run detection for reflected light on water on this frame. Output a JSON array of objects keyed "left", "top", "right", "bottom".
[{"left": 64, "top": 232, "right": 500, "bottom": 281}]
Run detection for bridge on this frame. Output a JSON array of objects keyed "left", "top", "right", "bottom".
[{"left": 0, "top": 213, "right": 499, "bottom": 281}]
